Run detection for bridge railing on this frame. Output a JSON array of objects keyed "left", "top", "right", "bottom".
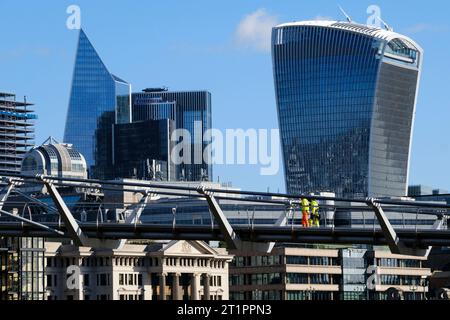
[{"left": 0, "top": 174, "right": 449, "bottom": 256}]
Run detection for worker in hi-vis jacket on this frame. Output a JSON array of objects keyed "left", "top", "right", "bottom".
[{"left": 301, "top": 198, "right": 310, "bottom": 228}]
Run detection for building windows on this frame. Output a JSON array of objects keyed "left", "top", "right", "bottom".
[
  {"left": 343, "top": 274, "right": 366, "bottom": 285},
  {"left": 341, "top": 292, "right": 367, "bottom": 301},
  {"left": 97, "top": 274, "right": 109, "bottom": 287},
  {"left": 310, "top": 274, "right": 331, "bottom": 285},
  {"left": 310, "top": 257, "right": 338, "bottom": 266},
  {"left": 287, "top": 291, "right": 334, "bottom": 301},
  {"left": 119, "top": 273, "right": 142, "bottom": 287},
  {"left": 379, "top": 275, "right": 424, "bottom": 286},
  {"left": 208, "top": 275, "right": 223, "bottom": 287},
  {"left": 286, "top": 256, "right": 338, "bottom": 266},
  {"left": 119, "top": 294, "right": 144, "bottom": 301},
  {"left": 377, "top": 258, "right": 422, "bottom": 268},
  {"left": 83, "top": 274, "right": 90, "bottom": 287},
  {"left": 232, "top": 255, "right": 282, "bottom": 267},
  {"left": 378, "top": 258, "right": 398, "bottom": 268},
  {"left": 343, "top": 257, "right": 366, "bottom": 269},
  {"left": 231, "top": 273, "right": 282, "bottom": 286},
  {"left": 231, "top": 291, "right": 281, "bottom": 301},
  {"left": 286, "top": 273, "right": 309, "bottom": 284},
  {"left": 286, "top": 256, "right": 308, "bottom": 265},
  {"left": 286, "top": 273, "right": 341, "bottom": 285},
  {"left": 46, "top": 274, "right": 52, "bottom": 287}
]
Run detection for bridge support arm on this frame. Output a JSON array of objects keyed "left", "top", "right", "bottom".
[
  {"left": 0, "top": 180, "right": 16, "bottom": 212},
  {"left": 198, "top": 187, "right": 241, "bottom": 250},
  {"left": 43, "top": 179, "right": 89, "bottom": 246},
  {"left": 124, "top": 191, "right": 151, "bottom": 224},
  {"left": 198, "top": 187, "right": 281, "bottom": 253},
  {"left": 367, "top": 198, "right": 429, "bottom": 257},
  {"left": 0, "top": 209, "right": 65, "bottom": 236}
]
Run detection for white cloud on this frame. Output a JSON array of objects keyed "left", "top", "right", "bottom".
[
  {"left": 405, "top": 23, "right": 432, "bottom": 34},
  {"left": 314, "top": 15, "right": 333, "bottom": 21},
  {"left": 404, "top": 23, "right": 449, "bottom": 35},
  {"left": 235, "top": 8, "right": 279, "bottom": 53}
]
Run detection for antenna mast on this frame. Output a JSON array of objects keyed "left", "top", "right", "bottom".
[
  {"left": 338, "top": 5, "right": 353, "bottom": 23},
  {"left": 377, "top": 16, "right": 394, "bottom": 31}
]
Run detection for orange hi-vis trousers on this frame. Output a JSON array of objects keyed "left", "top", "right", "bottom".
[{"left": 302, "top": 211, "right": 310, "bottom": 227}]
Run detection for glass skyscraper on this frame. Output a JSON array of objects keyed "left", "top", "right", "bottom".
[
  {"left": 272, "top": 21, "right": 423, "bottom": 198},
  {"left": 113, "top": 119, "right": 176, "bottom": 181},
  {"left": 132, "top": 90, "right": 212, "bottom": 182},
  {"left": 64, "top": 29, "right": 131, "bottom": 176}
]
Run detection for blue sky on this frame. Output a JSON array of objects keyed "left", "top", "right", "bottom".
[{"left": 0, "top": 0, "right": 449, "bottom": 192}]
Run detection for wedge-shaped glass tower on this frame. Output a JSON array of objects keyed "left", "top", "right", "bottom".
[{"left": 64, "top": 29, "right": 131, "bottom": 176}]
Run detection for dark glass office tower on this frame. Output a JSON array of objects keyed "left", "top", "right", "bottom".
[
  {"left": 132, "top": 96, "right": 176, "bottom": 122},
  {"left": 132, "top": 90, "right": 212, "bottom": 182},
  {"left": 64, "top": 29, "right": 131, "bottom": 176},
  {"left": 272, "top": 21, "right": 423, "bottom": 198},
  {"left": 113, "top": 119, "right": 176, "bottom": 181}
]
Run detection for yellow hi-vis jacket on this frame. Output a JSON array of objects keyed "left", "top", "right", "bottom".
[
  {"left": 311, "top": 200, "right": 319, "bottom": 216},
  {"left": 301, "top": 198, "right": 310, "bottom": 212}
]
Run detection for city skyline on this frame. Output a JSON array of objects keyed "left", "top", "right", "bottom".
[{"left": 0, "top": 1, "right": 449, "bottom": 193}]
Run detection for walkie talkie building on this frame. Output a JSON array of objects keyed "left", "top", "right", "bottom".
[{"left": 272, "top": 21, "right": 423, "bottom": 198}]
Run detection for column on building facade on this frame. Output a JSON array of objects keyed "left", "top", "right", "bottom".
[
  {"left": 144, "top": 273, "right": 153, "bottom": 300},
  {"left": 159, "top": 273, "right": 167, "bottom": 300},
  {"left": 191, "top": 273, "right": 200, "bottom": 300},
  {"left": 203, "top": 274, "right": 210, "bottom": 300},
  {"left": 172, "top": 273, "right": 182, "bottom": 300}
]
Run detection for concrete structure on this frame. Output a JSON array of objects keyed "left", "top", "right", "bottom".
[
  {"left": 0, "top": 92, "right": 36, "bottom": 175},
  {"left": 409, "top": 185, "right": 450, "bottom": 205},
  {"left": 0, "top": 92, "right": 43, "bottom": 301},
  {"left": 272, "top": 21, "right": 423, "bottom": 198},
  {"left": 44, "top": 240, "right": 232, "bottom": 300},
  {"left": 229, "top": 246, "right": 431, "bottom": 300}
]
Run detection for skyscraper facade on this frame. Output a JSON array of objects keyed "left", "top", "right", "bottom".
[
  {"left": 113, "top": 119, "right": 176, "bottom": 181},
  {"left": 132, "top": 90, "right": 212, "bottom": 182},
  {"left": 272, "top": 21, "right": 423, "bottom": 198},
  {"left": 0, "top": 92, "right": 36, "bottom": 175},
  {"left": 64, "top": 29, "right": 131, "bottom": 176}
]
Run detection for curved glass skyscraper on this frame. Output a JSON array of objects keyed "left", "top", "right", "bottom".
[
  {"left": 64, "top": 29, "right": 131, "bottom": 176},
  {"left": 272, "top": 21, "right": 423, "bottom": 198}
]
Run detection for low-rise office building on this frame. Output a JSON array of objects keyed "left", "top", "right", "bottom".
[
  {"left": 44, "top": 240, "right": 232, "bottom": 300},
  {"left": 229, "top": 246, "right": 431, "bottom": 300},
  {"left": 0, "top": 237, "right": 45, "bottom": 300}
]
